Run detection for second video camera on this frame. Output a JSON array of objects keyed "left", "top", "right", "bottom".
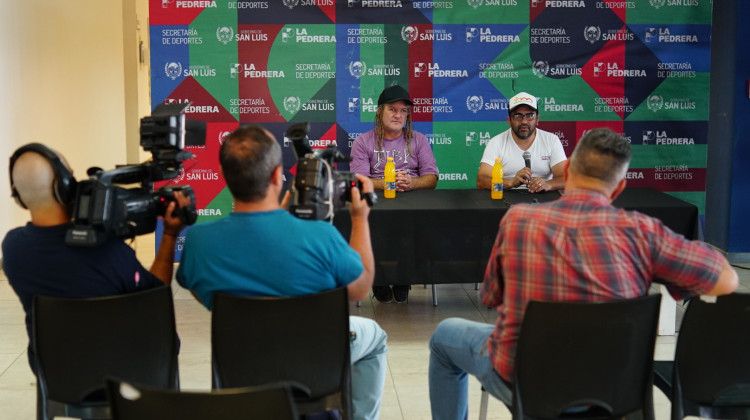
[{"left": 287, "top": 122, "right": 374, "bottom": 221}]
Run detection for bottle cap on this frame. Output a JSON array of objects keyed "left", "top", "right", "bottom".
[
  {"left": 387, "top": 156, "right": 393, "bottom": 161},
  {"left": 495, "top": 158, "right": 501, "bottom": 162}
]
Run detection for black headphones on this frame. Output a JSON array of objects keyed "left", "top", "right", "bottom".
[{"left": 9, "top": 143, "right": 78, "bottom": 209}]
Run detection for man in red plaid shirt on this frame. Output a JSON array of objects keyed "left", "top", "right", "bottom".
[{"left": 428, "top": 127, "right": 739, "bottom": 420}]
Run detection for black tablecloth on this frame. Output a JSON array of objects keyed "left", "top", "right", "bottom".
[{"left": 334, "top": 188, "right": 699, "bottom": 286}]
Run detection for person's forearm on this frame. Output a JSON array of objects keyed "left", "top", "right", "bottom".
[
  {"left": 546, "top": 176, "right": 565, "bottom": 191},
  {"left": 504, "top": 177, "right": 523, "bottom": 189},
  {"left": 707, "top": 259, "right": 739, "bottom": 296},
  {"left": 150, "top": 233, "right": 177, "bottom": 284},
  {"left": 370, "top": 178, "right": 385, "bottom": 190},
  {"left": 479, "top": 174, "right": 523, "bottom": 189},
  {"left": 477, "top": 173, "right": 491, "bottom": 189},
  {"left": 348, "top": 214, "right": 375, "bottom": 300}
]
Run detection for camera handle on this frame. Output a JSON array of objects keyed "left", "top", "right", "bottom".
[{"left": 361, "top": 192, "right": 377, "bottom": 207}]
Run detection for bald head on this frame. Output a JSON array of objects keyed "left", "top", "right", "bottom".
[
  {"left": 12, "top": 152, "right": 59, "bottom": 210},
  {"left": 10, "top": 148, "right": 76, "bottom": 221}
]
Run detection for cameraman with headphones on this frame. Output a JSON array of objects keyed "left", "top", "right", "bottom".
[{"left": 3, "top": 143, "right": 191, "bottom": 374}]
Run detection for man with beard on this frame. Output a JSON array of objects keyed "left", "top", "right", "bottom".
[
  {"left": 350, "top": 85, "right": 438, "bottom": 193},
  {"left": 350, "top": 84, "right": 439, "bottom": 303},
  {"left": 431, "top": 128, "right": 738, "bottom": 420},
  {"left": 476, "top": 92, "right": 567, "bottom": 193}
]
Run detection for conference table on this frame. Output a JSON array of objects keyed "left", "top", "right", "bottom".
[
  {"left": 335, "top": 188, "right": 699, "bottom": 285},
  {"left": 334, "top": 188, "right": 700, "bottom": 334}
]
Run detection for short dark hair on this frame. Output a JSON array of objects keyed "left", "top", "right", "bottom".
[
  {"left": 219, "top": 125, "right": 281, "bottom": 202},
  {"left": 570, "top": 128, "right": 632, "bottom": 185}
]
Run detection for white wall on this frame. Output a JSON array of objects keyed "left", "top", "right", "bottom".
[
  {"left": 1, "top": 0, "right": 150, "bottom": 257},
  {"left": 0, "top": 1, "right": 24, "bottom": 245}
]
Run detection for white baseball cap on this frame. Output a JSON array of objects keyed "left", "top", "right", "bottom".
[{"left": 508, "top": 92, "right": 538, "bottom": 113}]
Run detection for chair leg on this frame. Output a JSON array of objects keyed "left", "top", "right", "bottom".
[
  {"left": 37, "top": 381, "right": 46, "bottom": 420},
  {"left": 356, "top": 301, "right": 362, "bottom": 307},
  {"left": 475, "top": 282, "right": 480, "bottom": 290},
  {"left": 432, "top": 284, "right": 438, "bottom": 306},
  {"left": 479, "top": 387, "right": 489, "bottom": 420}
]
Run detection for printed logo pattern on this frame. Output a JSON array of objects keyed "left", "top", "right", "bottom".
[{"left": 149, "top": 0, "right": 712, "bottom": 222}]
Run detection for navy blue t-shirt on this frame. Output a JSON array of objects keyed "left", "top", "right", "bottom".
[{"left": 2, "top": 222, "right": 163, "bottom": 370}]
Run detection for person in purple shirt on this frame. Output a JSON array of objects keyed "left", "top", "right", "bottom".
[{"left": 350, "top": 85, "right": 439, "bottom": 303}]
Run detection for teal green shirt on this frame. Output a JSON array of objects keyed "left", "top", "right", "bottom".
[{"left": 177, "top": 209, "right": 363, "bottom": 310}]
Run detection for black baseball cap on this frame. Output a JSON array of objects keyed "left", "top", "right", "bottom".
[{"left": 378, "top": 85, "right": 413, "bottom": 106}]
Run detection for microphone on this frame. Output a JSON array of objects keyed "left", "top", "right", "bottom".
[{"left": 523, "top": 151, "right": 531, "bottom": 169}]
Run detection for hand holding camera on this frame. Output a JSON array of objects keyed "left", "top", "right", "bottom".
[
  {"left": 65, "top": 103, "right": 204, "bottom": 246},
  {"left": 160, "top": 187, "right": 196, "bottom": 235},
  {"left": 349, "top": 174, "right": 374, "bottom": 220}
]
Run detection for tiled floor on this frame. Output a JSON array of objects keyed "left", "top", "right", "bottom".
[{"left": 1, "top": 233, "right": 749, "bottom": 420}]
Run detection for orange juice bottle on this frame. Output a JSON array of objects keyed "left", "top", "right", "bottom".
[
  {"left": 384, "top": 157, "right": 396, "bottom": 199},
  {"left": 491, "top": 158, "right": 503, "bottom": 200}
]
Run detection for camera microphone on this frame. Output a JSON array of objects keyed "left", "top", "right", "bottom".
[
  {"left": 286, "top": 122, "right": 313, "bottom": 159},
  {"left": 318, "top": 147, "right": 350, "bottom": 163}
]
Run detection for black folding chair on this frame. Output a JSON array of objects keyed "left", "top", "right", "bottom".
[
  {"left": 107, "top": 378, "right": 297, "bottom": 420},
  {"left": 211, "top": 287, "right": 352, "bottom": 419},
  {"left": 32, "top": 286, "right": 179, "bottom": 420},
  {"left": 479, "top": 294, "right": 661, "bottom": 420},
  {"left": 654, "top": 293, "right": 750, "bottom": 420}
]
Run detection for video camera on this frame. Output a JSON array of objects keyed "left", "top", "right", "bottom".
[
  {"left": 287, "top": 122, "right": 375, "bottom": 221},
  {"left": 65, "top": 102, "right": 206, "bottom": 246}
]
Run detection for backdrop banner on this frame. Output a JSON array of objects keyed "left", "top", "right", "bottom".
[{"left": 149, "top": 0, "right": 711, "bottom": 256}]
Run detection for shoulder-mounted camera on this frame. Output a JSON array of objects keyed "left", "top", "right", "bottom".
[{"left": 65, "top": 102, "right": 206, "bottom": 246}]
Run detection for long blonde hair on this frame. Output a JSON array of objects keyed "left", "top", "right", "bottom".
[{"left": 373, "top": 103, "right": 414, "bottom": 156}]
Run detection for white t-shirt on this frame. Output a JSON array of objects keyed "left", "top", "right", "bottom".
[{"left": 480, "top": 128, "right": 567, "bottom": 181}]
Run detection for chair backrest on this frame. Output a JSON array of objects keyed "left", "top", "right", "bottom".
[
  {"left": 32, "top": 285, "right": 179, "bottom": 404},
  {"left": 211, "top": 287, "right": 351, "bottom": 416},
  {"left": 511, "top": 294, "right": 661, "bottom": 420},
  {"left": 107, "top": 379, "right": 298, "bottom": 420},
  {"left": 673, "top": 294, "right": 750, "bottom": 411}
]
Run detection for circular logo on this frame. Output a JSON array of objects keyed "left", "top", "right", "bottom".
[
  {"left": 164, "top": 62, "right": 183, "bottom": 80},
  {"left": 283, "top": 0, "right": 299, "bottom": 8},
  {"left": 584, "top": 26, "right": 601, "bottom": 44},
  {"left": 532, "top": 60, "right": 549, "bottom": 78},
  {"left": 647, "top": 95, "right": 664, "bottom": 112},
  {"left": 466, "top": 95, "right": 484, "bottom": 114},
  {"left": 283, "top": 96, "right": 302, "bottom": 114},
  {"left": 216, "top": 27, "right": 234, "bottom": 44},
  {"left": 649, "top": 0, "right": 666, "bottom": 8},
  {"left": 401, "top": 26, "right": 419, "bottom": 44},
  {"left": 348, "top": 61, "right": 366, "bottom": 79}
]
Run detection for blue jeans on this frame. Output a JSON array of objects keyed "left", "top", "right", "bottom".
[
  {"left": 429, "top": 318, "right": 512, "bottom": 420},
  {"left": 349, "top": 316, "right": 388, "bottom": 420}
]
